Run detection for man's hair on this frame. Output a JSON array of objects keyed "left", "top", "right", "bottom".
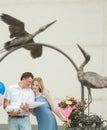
[{"left": 20, "top": 72, "right": 34, "bottom": 80}]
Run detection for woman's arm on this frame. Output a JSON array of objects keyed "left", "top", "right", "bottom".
[{"left": 43, "top": 89, "right": 67, "bottom": 122}]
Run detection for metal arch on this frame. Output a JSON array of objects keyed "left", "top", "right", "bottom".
[
  {"left": 0, "top": 43, "right": 78, "bottom": 72},
  {"left": 0, "top": 42, "right": 86, "bottom": 113},
  {"left": 0, "top": 43, "right": 85, "bottom": 105}
]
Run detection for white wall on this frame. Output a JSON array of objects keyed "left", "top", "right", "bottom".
[{"left": 0, "top": 0, "right": 107, "bottom": 125}]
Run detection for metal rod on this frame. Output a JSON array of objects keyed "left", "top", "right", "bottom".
[{"left": 0, "top": 42, "right": 78, "bottom": 72}]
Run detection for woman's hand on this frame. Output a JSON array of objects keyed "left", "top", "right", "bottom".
[
  {"left": 60, "top": 116, "right": 68, "bottom": 122},
  {"left": 29, "top": 108, "right": 35, "bottom": 115}
]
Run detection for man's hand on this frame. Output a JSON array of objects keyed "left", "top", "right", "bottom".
[
  {"left": 8, "top": 110, "right": 20, "bottom": 116},
  {"left": 20, "top": 103, "right": 29, "bottom": 112}
]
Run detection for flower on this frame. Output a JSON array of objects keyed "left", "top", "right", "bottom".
[
  {"left": 66, "top": 100, "right": 72, "bottom": 105},
  {"left": 58, "top": 96, "right": 87, "bottom": 130}
]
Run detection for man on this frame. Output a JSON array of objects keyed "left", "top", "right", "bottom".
[{"left": 4, "top": 72, "right": 35, "bottom": 130}]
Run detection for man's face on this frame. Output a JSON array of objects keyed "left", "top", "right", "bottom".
[{"left": 23, "top": 77, "right": 33, "bottom": 88}]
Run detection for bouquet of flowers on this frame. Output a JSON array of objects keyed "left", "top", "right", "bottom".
[{"left": 58, "top": 96, "right": 87, "bottom": 130}]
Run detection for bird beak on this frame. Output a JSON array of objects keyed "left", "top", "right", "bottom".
[
  {"left": 38, "top": 20, "right": 57, "bottom": 32},
  {"left": 44, "top": 20, "right": 57, "bottom": 29},
  {"left": 77, "top": 44, "right": 87, "bottom": 57}
]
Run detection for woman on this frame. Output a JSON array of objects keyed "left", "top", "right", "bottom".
[{"left": 31, "top": 77, "right": 67, "bottom": 130}]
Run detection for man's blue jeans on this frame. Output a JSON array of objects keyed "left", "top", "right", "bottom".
[{"left": 8, "top": 116, "right": 32, "bottom": 130}]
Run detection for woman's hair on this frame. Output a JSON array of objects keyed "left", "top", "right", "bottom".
[{"left": 32, "top": 77, "right": 45, "bottom": 92}]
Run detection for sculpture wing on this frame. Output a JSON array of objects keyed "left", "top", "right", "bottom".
[
  {"left": 23, "top": 41, "right": 43, "bottom": 58},
  {"left": 0, "top": 13, "right": 27, "bottom": 38},
  {"left": 84, "top": 72, "right": 107, "bottom": 88}
]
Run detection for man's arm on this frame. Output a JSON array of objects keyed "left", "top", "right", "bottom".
[
  {"left": 3, "top": 98, "right": 10, "bottom": 109},
  {"left": 4, "top": 98, "right": 20, "bottom": 116}
]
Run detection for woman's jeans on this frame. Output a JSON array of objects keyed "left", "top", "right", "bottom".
[{"left": 8, "top": 116, "right": 32, "bottom": 130}]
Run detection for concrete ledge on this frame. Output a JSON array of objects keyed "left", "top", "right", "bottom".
[
  {"left": 0, "top": 124, "right": 63, "bottom": 130},
  {"left": 1, "top": 125, "right": 107, "bottom": 130}
]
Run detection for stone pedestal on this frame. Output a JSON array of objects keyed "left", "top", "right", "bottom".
[{"left": 68, "top": 127, "right": 107, "bottom": 130}]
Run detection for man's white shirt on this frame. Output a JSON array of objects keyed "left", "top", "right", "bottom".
[{"left": 5, "top": 83, "right": 35, "bottom": 115}]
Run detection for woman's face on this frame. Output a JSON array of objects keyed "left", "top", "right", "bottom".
[{"left": 32, "top": 81, "right": 39, "bottom": 92}]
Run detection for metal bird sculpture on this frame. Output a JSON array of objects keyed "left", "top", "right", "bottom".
[
  {"left": 0, "top": 13, "right": 56, "bottom": 58},
  {"left": 77, "top": 44, "right": 107, "bottom": 103}
]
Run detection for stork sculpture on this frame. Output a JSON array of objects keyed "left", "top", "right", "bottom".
[
  {"left": 77, "top": 44, "right": 107, "bottom": 104},
  {"left": 0, "top": 13, "right": 56, "bottom": 59}
]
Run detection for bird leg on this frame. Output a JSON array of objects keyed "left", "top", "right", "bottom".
[
  {"left": 87, "top": 87, "right": 92, "bottom": 115},
  {"left": 0, "top": 47, "right": 7, "bottom": 54},
  {"left": 87, "top": 87, "right": 92, "bottom": 104},
  {"left": 81, "top": 84, "right": 85, "bottom": 115}
]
